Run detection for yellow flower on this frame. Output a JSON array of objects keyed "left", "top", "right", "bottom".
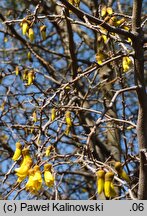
[
  {"left": 101, "top": 6, "right": 107, "bottom": 17},
  {"left": 116, "top": 18, "right": 125, "bottom": 26},
  {"left": 101, "top": 34, "right": 108, "bottom": 44},
  {"left": 40, "top": 25, "right": 46, "bottom": 41},
  {"left": 65, "top": 111, "right": 72, "bottom": 127},
  {"left": 51, "top": 108, "right": 56, "bottom": 121},
  {"left": 44, "top": 164, "right": 54, "bottom": 188},
  {"left": 12, "top": 142, "right": 22, "bottom": 161},
  {"left": 123, "top": 26, "right": 129, "bottom": 31},
  {"left": 20, "top": 148, "right": 32, "bottom": 167},
  {"left": 27, "top": 52, "right": 32, "bottom": 61},
  {"left": 96, "top": 169, "right": 105, "bottom": 195},
  {"left": 101, "top": 6, "right": 113, "bottom": 17},
  {"left": 15, "top": 148, "right": 33, "bottom": 182},
  {"left": 65, "top": 111, "right": 72, "bottom": 135},
  {"left": 25, "top": 168, "right": 35, "bottom": 193},
  {"left": 127, "top": 38, "right": 132, "bottom": 43},
  {"left": 27, "top": 70, "right": 35, "bottom": 85},
  {"left": 122, "top": 56, "right": 132, "bottom": 72},
  {"left": 15, "top": 66, "right": 19, "bottom": 76},
  {"left": 32, "top": 110, "right": 37, "bottom": 122},
  {"left": 15, "top": 158, "right": 32, "bottom": 180},
  {"left": 45, "top": 146, "right": 53, "bottom": 157},
  {"left": 32, "top": 165, "right": 42, "bottom": 191},
  {"left": 106, "top": 7, "right": 113, "bottom": 15},
  {"left": 21, "top": 20, "right": 30, "bottom": 35},
  {"left": 104, "top": 172, "right": 116, "bottom": 198},
  {"left": 115, "top": 162, "right": 130, "bottom": 182},
  {"left": 28, "top": 28, "right": 34, "bottom": 42}
]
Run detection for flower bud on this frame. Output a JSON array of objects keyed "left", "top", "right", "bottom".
[
  {"left": 40, "top": 25, "right": 46, "bottom": 40},
  {"left": 28, "top": 28, "right": 34, "bottom": 42}
]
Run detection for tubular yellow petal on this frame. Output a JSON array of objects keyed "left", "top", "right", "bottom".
[
  {"left": 101, "top": 34, "right": 108, "bottom": 44},
  {"left": 65, "top": 111, "right": 72, "bottom": 127},
  {"left": 101, "top": 6, "right": 107, "bottom": 17},
  {"left": 22, "top": 22, "right": 29, "bottom": 35},
  {"left": 44, "top": 171, "right": 54, "bottom": 187},
  {"left": 15, "top": 159, "right": 32, "bottom": 178},
  {"left": 32, "top": 165, "right": 42, "bottom": 191},
  {"left": 116, "top": 18, "right": 125, "bottom": 26},
  {"left": 40, "top": 25, "right": 46, "bottom": 40},
  {"left": 25, "top": 169, "right": 35, "bottom": 192},
  {"left": 45, "top": 146, "right": 53, "bottom": 157},
  {"left": 115, "top": 162, "right": 130, "bottom": 182},
  {"left": 123, "top": 26, "right": 130, "bottom": 31},
  {"left": 122, "top": 56, "right": 132, "bottom": 72},
  {"left": 12, "top": 142, "right": 22, "bottom": 161},
  {"left": 27, "top": 70, "right": 34, "bottom": 85},
  {"left": 121, "top": 170, "right": 130, "bottom": 182},
  {"left": 51, "top": 108, "right": 56, "bottom": 121},
  {"left": 104, "top": 172, "right": 116, "bottom": 198},
  {"left": 96, "top": 170, "right": 105, "bottom": 195},
  {"left": 20, "top": 148, "right": 32, "bottom": 167},
  {"left": 97, "top": 178, "right": 105, "bottom": 195},
  {"left": 44, "top": 164, "right": 54, "bottom": 187},
  {"left": 28, "top": 28, "right": 34, "bottom": 42},
  {"left": 32, "top": 111, "right": 37, "bottom": 122},
  {"left": 127, "top": 38, "right": 132, "bottom": 43},
  {"left": 104, "top": 180, "right": 111, "bottom": 198},
  {"left": 106, "top": 7, "right": 113, "bottom": 15},
  {"left": 96, "top": 170, "right": 106, "bottom": 195},
  {"left": 27, "top": 52, "right": 32, "bottom": 61},
  {"left": 15, "top": 66, "right": 19, "bottom": 76}
]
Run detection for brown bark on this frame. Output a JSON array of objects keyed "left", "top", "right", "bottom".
[{"left": 132, "top": 0, "right": 147, "bottom": 199}]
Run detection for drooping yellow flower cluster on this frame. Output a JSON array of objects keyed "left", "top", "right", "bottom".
[
  {"left": 15, "top": 67, "right": 35, "bottom": 86},
  {"left": 96, "top": 170, "right": 116, "bottom": 199},
  {"left": 99, "top": 6, "right": 132, "bottom": 43},
  {"left": 12, "top": 144, "right": 55, "bottom": 194},
  {"left": 20, "top": 18, "right": 47, "bottom": 42},
  {"left": 96, "top": 163, "right": 130, "bottom": 199},
  {"left": 22, "top": 69, "right": 35, "bottom": 86},
  {"left": 25, "top": 164, "right": 54, "bottom": 194},
  {"left": 16, "top": 18, "right": 47, "bottom": 86},
  {"left": 101, "top": 6, "right": 126, "bottom": 27}
]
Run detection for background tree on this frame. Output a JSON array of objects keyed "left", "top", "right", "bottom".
[{"left": 0, "top": 0, "right": 147, "bottom": 200}]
